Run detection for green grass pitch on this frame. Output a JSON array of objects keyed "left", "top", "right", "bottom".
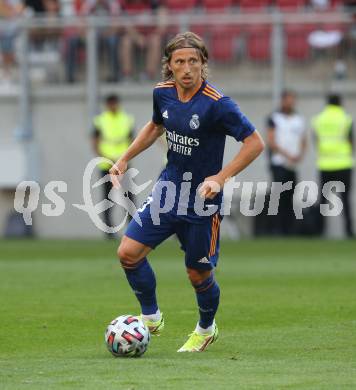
[{"left": 0, "top": 239, "right": 356, "bottom": 389}]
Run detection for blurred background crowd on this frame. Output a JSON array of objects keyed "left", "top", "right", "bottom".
[
  {"left": 0, "top": 0, "right": 356, "bottom": 86},
  {"left": 0, "top": 0, "right": 355, "bottom": 240}
]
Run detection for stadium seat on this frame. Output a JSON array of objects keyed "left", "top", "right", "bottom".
[
  {"left": 189, "top": 23, "right": 207, "bottom": 37},
  {"left": 246, "top": 26, "right": 271, "bottom": 61},
  {"left": 285, "top": 24, "right": 312, "bottom": 60},
  {"left": 321, "top": 23, "right": 347, "bottom": 33},
  {"left": 165, "top": 0, "right": 198, "bottom": 11},
  {"left": 201, "top": 0, "right": 233, "bottom": 11},
  {"left": 238, "top": 0, "right": 271, "bottom": 11},
  {"left": 275, "top": 0, "right": 306, "bottom": 11},
  {"left": 209, "top": 26, "right": 240, "bottom": 62},
  {"left": 74, "top": 0, "right": 81, "bottom": 13}
]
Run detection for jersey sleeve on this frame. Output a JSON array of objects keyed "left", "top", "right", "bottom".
[
  {"left": 152, "top": 88, "right": 163, "bottom": 125},
  {"left": 266, "top": 114, "right": 275, "bottom": 128},
  {"left": 215, "top": 96, "right": 255, "bottom": 141}
]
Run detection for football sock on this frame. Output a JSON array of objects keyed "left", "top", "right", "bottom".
[
  {"left": 142, "top": 309, "right": 161, "bottom": 323},
  {"left": 195, "top": 321, "right": 215, "bottom": 335},
  {"left": 121, "top": 257, "right": 158, "bottom": 315},
  {"left": 193, "top": 274, "right": 220, "bottom": 329}
]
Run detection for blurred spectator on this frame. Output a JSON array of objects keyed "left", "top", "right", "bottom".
[
  {"left": 309, "top": 0, "right": 331, "bottom": 10},
  {"left": 120, "top": 0, "right": 166, "bottom": 81},
  {"left": 92, "top": 94, "right": 135, "bottom": 237},
  {"left": 312, "top": 94, "right": 354, "bottom": 238},
  {"left": 266, "top": 90, "right": 307, "bottom": 236},
  {"left": 23, "top": 0, "right": 61, "bottom": 41},
  {"left": 24, "top": 0, "right": 45, "bottom": 13},
  {"left": 65, "top": 0, "right": 120, "bottom": 83},
  {"left": 331, "top": 9, "right": 356, "bottom": 79},
  {"left": 0, "top": 0, "right": 24, "bottom": 84}
]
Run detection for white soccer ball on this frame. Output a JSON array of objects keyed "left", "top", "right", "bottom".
[{"left": 105, "top": 315, "right": 150, "bottom": 357}]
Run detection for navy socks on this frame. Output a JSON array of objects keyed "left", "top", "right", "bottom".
[
  {"left": 121, "top": 257, "right": 158, "bottom": 315},
  {"left": 121, "top": 257, "right": 219, "bottom": 329},
  {"left": 193, "top": 274, "right": 220, "bottom": 329}
]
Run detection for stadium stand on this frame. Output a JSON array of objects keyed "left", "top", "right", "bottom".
[
  {"left": 165, "top": 0, "right": 197, "bottom": 11},
  {"left": 238, "top": 0, "right": 271, "bottom": 11},
  {"left": 209, "top": 26, "right": 240, "bottom": 62},
  {"left": 274, "top": 0, "right": 306, "bottom": 11},
  {"left": 285, "top": 24, "right": 313, "bottom": 60},
  {"left": 246, "top": 25, "right": 271, "bottom": 61},
  {"left": 201, "top": 0, "right": 233, "bottom": 11}
]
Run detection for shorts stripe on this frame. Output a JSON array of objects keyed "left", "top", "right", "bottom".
[{"left": 209, "top": 214, "right": 220, "bottom": 257}]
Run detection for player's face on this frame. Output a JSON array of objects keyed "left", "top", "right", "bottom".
[{"left": 168, "top": 48, "right": 203, "bottom": 90}]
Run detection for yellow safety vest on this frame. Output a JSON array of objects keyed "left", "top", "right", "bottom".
[
  {"left": 312, "top": 105, "right": 353, "bottom": 171},
  {"left": 94, "top": 109, "right": 134, "bottom": 171}
]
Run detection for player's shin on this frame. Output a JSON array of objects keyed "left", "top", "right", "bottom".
[
  {"left": 193, "top": 273, "right": 220, "bottom": 332},
  {"left": 120, "top": 257, "right": 159, "bottom": 316}
]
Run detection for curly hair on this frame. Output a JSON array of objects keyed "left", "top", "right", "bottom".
[{"left": 161, "top": 32, "right": 209, "bottom": 81}]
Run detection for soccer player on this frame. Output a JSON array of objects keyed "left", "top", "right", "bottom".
[{"left": 110, "top": 32, "right": 264, "bottom": 352}]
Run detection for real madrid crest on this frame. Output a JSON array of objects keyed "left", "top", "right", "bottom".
[{"left": 189, "top": 114, "right": 200, "bottom": 130}]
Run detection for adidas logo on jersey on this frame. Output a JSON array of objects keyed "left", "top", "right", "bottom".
[
  {"left": 163, "top": 110, "right": 169, "bottom": 119},
  {"left": 197, "top": 257, "right": 210, "bottom": 264}
]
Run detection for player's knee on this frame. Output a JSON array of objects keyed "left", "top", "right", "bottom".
[
  {"left": 186, "top": 268, "right": 212, "bottom": 286},
  {"left": 117, "top": 244, "right": 139, "bottom": 265}
]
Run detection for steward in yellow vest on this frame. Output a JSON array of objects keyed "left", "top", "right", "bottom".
[
  {"left": 92, "top": 94, "right": 135, "bottom": 237},
  {"left": 312, "top": 94, "right": 354, "bottom": 237},
  {"left": 312, "top": 98, "right": 353, "bottom": 172},
  {"left": 93, "top": 94, "right": 134, "bottom": 172}
]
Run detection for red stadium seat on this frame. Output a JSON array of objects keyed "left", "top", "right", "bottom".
[
  {"left": 239, "top": 0, "right": 271, "bottom": 11},
  {"left": 189, "top": 23, "right": 207, "bottom": 37},
  {"left": 275, "top": 0, "right": 306, "bottom": 11},
  {"left": 246, "top": 26, "right": 271, "bottom": 61},
  {"left": 165, "top": 0, "right": 197, "bottom": 11},
  {"left": 209, "top": 26, "right": 240, "bottom": 62},
  {"left": 285, "top": 24, "right": 313, "bottom": 60},
  {"left": 122, "top": 3, "right": 150, "bottom": 14},
  {"left": 321, "top": 23, "right": 347, "bottom": 33},
  {"left": 74, "top": 0, "right": 82, "bottom": 13},
  {"left": 201, "top": 0, "right": 233, "bottom": 11}
]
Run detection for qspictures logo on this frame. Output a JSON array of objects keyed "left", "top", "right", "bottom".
[{"left": 13, "top": 157, "right": 346, "bottom": 233}]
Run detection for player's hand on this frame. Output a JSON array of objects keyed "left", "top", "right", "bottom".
[
  {"left": 199, "top": 174, "right": 225, "bottom": 200},
  {"left": 109, "top": 159, "right": 128, "bottom": 189}
]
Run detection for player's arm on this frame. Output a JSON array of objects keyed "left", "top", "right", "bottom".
[
  {"left": 200, "top": 130, "right": 265, "bottom": 199},
  {"left": 110, "top": 120, "right": 164, "bottom": 188},
  {"left": 219, "top": 130, "right": 265, "bottom": 180}
]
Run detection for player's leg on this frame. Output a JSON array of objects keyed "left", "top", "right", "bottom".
[
  {"left": 117, "top": 203, "right": 174, "bottom": 334},
  {"left": 118, "top": 236, "right": 158, "bottom": 311},
  {"left": 177, "top": 214, "right": 222, "bottom": 352},
  {"left": 118, "top": 236, "right": 164, "bottom": 334}
]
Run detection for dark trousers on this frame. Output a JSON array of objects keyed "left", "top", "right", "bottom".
[
  {"left": 270, "top": 164, "right": 297, "bottom": 236},
  {"left": 320, "top": 169, "right": 354, "bottom": 237},
  {"left": 99, "top": 169, "right": 136, "bottom": 237}
]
